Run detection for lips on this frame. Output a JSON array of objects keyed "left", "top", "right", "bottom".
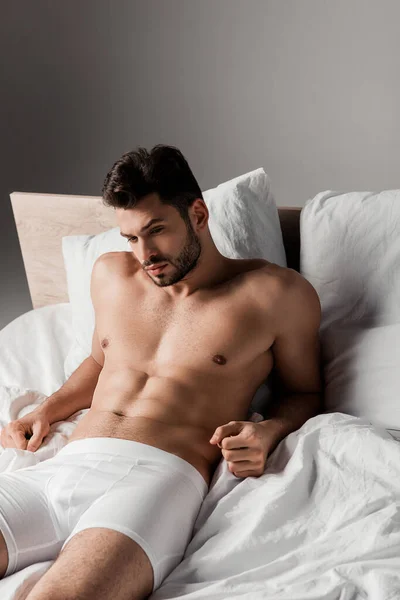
[{"left": 146, "top": 264, "right": 167, "bottom": 272}]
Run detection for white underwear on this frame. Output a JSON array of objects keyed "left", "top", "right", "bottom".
[{"left": 0, "top": 437, "right": 208, "bottom": 592}]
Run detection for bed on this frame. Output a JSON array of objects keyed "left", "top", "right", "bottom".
[{"left": 1, "top": 191, "right": 400, "bottom": 599}]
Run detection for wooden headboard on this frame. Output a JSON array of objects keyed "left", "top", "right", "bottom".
[{"left": 10, "top": 192, "right": 301, "bottom": 309}]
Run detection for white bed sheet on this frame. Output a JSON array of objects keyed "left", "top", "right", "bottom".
[
  {"left": 0, "top": 304, "right": 89, "bottom": 598},
  {"left": 1, "top": 305, "right": 400, "bottom": 599}
]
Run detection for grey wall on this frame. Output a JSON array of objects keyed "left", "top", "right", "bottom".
[{"left": 1, "top": 0, "right": 399, "bottom": 329}]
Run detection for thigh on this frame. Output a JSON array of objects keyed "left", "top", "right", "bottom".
[
  {"left": 0, "top": 469, "right": 63, "bottom": 577},
  {"left": 61, "top": 464, "right": 205, "bottom": 592},
  {"left": 26, "top": 527, "right": 153, "bottom": 600}
]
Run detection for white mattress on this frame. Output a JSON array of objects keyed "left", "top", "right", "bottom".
[{"left": 1, "top": 305, "right": 400, "bottom": 599}]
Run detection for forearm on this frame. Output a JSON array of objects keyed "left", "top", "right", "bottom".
[
  {"left": 260, "top": 391, "right": 322, "bottom": 443},
  {"left": 36, "top": 355, "right": 102, "bottom": 424}
]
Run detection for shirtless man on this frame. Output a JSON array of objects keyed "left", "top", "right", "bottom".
[{"left": 0, "top": 145, "right": 322, "bottom": 600}]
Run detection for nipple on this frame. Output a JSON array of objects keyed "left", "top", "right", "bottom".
[
  {"left": 101, "top": 338, "right": 109, "bottom": 349},
  {"left": 212, "top": 354, "right": 227, "bottom": 365}
]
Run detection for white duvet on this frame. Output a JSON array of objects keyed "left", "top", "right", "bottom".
[{"left": 1, "top": 306, "right": 400, "bottom": 599}]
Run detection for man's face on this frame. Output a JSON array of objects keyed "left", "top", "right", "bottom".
[{"left": 117, "top": 193, "right": 202, "bottom": 287}]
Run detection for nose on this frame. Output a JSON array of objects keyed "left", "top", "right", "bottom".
[{"left": 135, "top": 240, "right": 160, "bottom": 266}]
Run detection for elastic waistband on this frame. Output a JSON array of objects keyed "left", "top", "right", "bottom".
[{"left": 59, "top": 437, "right": 208, "bottom": 498}]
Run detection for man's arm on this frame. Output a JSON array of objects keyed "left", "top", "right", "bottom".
[
  {"left": 36, "top": 257, "right": 106, "bottom": 425},
  {"left": 36, "top": 335, "right": 104, "bottom": 424},
  {"left": 260, "top": 268, "right": 323, "bottom": 444},
  {"left": 209, "top": 268, "right": 323, "bottom": 477}
]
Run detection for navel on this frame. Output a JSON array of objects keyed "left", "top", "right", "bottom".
[
  {"left": 112, "top": 410, "right": 125, "bottom": 417},
  {"left": 212, "top": 354, "right": 227, "bottom": 365}
]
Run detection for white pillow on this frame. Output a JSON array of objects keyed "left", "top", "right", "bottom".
[
  {"left": 203, "top": 168, "right": 286, "bottom": 267},
  {"left": 62, "top": 168, "right": 286, "bottom": 416},
  {"left": 300, "top": 189, "right": 400, "bottom": 431},
  {"left": 0, "top": 303, "right": 73, "bottom": 397}
]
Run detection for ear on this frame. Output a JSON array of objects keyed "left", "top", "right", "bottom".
[{"left": 190, "top": 198, "right": 209, "bottom": 231}]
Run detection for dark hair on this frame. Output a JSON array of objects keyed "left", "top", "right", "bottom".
[{"left": 102, "top": 144, "right": 203, "bottom": 223}]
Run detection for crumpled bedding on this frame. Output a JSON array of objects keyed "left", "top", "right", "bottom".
[
  {"left": 152, "top": 412, "right": 400, "bottom": 600},
  {"left": 0, "top": 386, "right": 88, "bottom": 599},
  {"left": 0, "top": 304, "right": 87, "bottom": 597},
  {"left": 1, "top": 305, "right": 400, "bottom": 599}
]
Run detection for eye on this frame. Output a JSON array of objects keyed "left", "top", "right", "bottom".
[{"left": 127, "top": 228, "right": 163, "bottom": 244}]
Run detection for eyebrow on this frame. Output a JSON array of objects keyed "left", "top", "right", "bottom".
[{"left": 120, "top": 218, "right": 166, "bottom": 238}]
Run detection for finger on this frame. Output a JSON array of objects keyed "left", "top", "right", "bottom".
[
  {"left": 27, "top": 425, "right": 44, "bottom": 452},
  {"left": 220, "top": 435, "right": 250, "bottom": 450},
  {"left": 27, "top": 434, "right": 42, "bottom": 452},
  {"left": 232, "top": 469, "right": 264, "bottom": 478},
  {"left": 228, "top": 461, "right": 264, "bottom": 477},
  {"left": 3, "top": 431, "right": 25, "bottom": 449},
  {"left": 11, "top": 430, "right": 28, "bottom": 450},
  {"left": 0, "top": 432, "right": 14, "bottom": 449},
  {"left": 227, "top": 460, "right": 253, "bottom": 477},
  {"left": 210, "top": 422, "right": 244, "bottom": 445},
  {"left": 222, "top": 448, "right": 254, "bottom": 462}
]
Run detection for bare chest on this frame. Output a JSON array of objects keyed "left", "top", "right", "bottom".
[{"left": 95, "top": 272, "right": 273, "bottom": 379}]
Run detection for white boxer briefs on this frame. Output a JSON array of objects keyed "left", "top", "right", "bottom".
[{"left": 0, "top": 437, "right": 208, "bottom": 591}]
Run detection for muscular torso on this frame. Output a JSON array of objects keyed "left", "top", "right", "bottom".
[{"left": 68, "top": 254, "right": 279, "bottom": 486}]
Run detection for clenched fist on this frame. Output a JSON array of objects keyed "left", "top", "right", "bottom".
[{"left": 1, "top": 410, "right": 51, "bottom": 452}]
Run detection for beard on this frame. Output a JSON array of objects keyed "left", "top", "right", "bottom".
[{"left": 149, "top": 218, "right": 202, "bottom": 287}]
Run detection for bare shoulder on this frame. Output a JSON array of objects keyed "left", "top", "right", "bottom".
[
  {"left": 92, "top": 251, "right": 138, "bottom": 279},
  {"left": 90, "top": 252, "right": 140, "bottom": 307},
  {"left": 247, "top": 259, "right": 321, "bottom": 322}
]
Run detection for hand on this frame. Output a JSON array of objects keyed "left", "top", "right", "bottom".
[
  {"left": 0, "top": 410, "right": 51, "bottom": 452},
  {"left": 209, "top": 419, "right": 280, "bottom": 478}
]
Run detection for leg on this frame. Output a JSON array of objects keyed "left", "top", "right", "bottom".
[
  {"left": 25, "top": 527, "right": 154, "bottom": 600},
  {"left": 0, "top": 531, "right": 8, "bottom": 578},
  {"left": 0, "top": 469, "right": 63, "bottom": 579}
]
